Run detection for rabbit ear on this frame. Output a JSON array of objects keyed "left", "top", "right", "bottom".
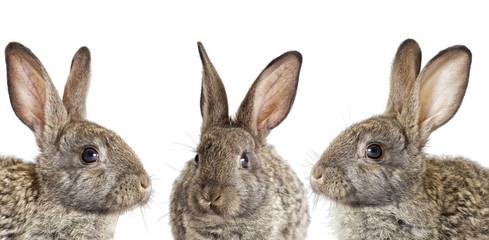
[
  {"left": 236, "top": 51, "right": 301, "bottom": 138},
  {"left": 63, "top": 46, "right": 91, "bottom": 121},
  {"left": 6, "top": 42, "right": 67, "bottom": 136},
  {"left": 414, "top": 46, "right": 471, "bottom": 145},
  {"left": 385, "top": 39, "right": 422, "bottom": 116},
  {"left": 198, "top": 42, "right": 229, "bottom": 130}
]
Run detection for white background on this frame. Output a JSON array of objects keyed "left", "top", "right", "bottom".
[{"left": 1, "top": 1, "right": 488, "bottom": 239}]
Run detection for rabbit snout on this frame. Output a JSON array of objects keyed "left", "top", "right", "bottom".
[
  {"left": 198, "top": 182, "right": 223, "bottom": 210},
  {"left": 191, "top": 179, "right": 240, "bottom": 217},
  {"left": 139, "top": 173, "right": 152, "bottom": 202},
  {"left": 310, "top": 161, "right": 353, "bottom": 202}
]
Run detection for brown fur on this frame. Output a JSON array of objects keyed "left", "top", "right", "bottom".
[
  {"left": 170, "top": 43, "right": 309, "bottom": 239},
  {"left": 311, "top": 39, "right": 480, "bottom": 239},
  {"left": 1, "top": 42, "right": 151, "bottom": 239}
]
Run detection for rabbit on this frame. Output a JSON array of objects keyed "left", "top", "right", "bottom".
[
  {"left": 309, "top": 38, "right": 485, "bottom": 239},
  {"left": 170, "top": 42, "right": 310, "bottom": 240},
  {"left": 0, "top": 42, "right": 152, "bottom": 239}
]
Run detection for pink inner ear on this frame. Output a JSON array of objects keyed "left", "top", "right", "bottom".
[
  {"left": 254, "top": 60, "right": 298, "bottom": 131},
  {"left": 418, "top": 55, "right": 469, "bottom": 127},
  {"left": 20, "top": 59, "right": 46, "bottom": 110},
  {"left": 416, "top": 49, "right": 470, "bottom": 143},
  {"left": 9, "top": 54, "right": 47, "bottom": 128}
]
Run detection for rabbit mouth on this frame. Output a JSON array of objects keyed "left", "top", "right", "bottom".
[
  {"left": 194, "top": 196, "right": 239, "bottom": 218},
  {"left": 199, "top": 204, "right": 224, "bottom": 217}
]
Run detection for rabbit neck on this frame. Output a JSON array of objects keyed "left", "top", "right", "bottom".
[
  {"left": 23, "top": 200, "right": 119, "bottom": 239},
  {"left": 32, "top": 174, "right": 120, "bottom": 239}
]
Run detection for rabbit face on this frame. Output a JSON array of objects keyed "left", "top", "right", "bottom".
[
  {"left": 311, "top": 39, "right": 471, "bottom": 208},
  {"left": 311, "top": 116, "right": 423, "bottom": 206},
  {"left": 38, "top": 121, "right": 152, "bottom": 214},
  {"left": 5, "top": 42, "right": 152, "bottom": 215},
  {"left": 187, "top": 126, "right": 268, "bottom": 219}
]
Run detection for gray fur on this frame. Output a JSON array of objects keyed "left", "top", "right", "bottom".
[
  {"left": 171, "top": 43, "right": 309, "bottom": 240},
  {"left": 310, "top": 39, "right": 482, "bottom": 239},
  {"left": 1, "top": 42, "right": 151, "bottom": 239}
]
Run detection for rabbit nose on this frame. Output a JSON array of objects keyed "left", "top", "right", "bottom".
[
  {"left": 200, "top": 184, "right": 223, "bottom": 206},
  {"left": 139, "top": 174, "right": 152, "bottom": 191},
  {"left": 204, "top": 189, "right": 221, "bottom": 203},
  {"left": 206, "top": 193, "right": 222, "bottom": 206},
  {"left": 311, "top": 164, "right": 324, "bottom": 180}
]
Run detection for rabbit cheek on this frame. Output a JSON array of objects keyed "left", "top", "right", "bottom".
[
  {"left": 239, "top": 175, "right": 267, "bottom": 214},
  {"left": 41, "top": 168, "right": 115, "bottom": 212}
]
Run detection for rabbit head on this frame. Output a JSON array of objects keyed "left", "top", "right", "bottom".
[
  {"left": 5, "top": 42, "right": 151, "bottom": 214},
  {"left": 185, "top": 42, "right": 301, "bottom": 218},
  {"left": 310, "top": 39, "right": 471, "bottom": 206}
]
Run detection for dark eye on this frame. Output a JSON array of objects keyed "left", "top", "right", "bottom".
[
  {"left": 194, "top": 154, "right": 199, "bottom": 167},
  {"left": 81, "top": 147, "right": 99, "bottom": 164},
  {"left": 240, "top": 153, "right": 249, "bottom": 169},
  {"left": 365, "top": 144, "right": 383, "bottom": 160}
]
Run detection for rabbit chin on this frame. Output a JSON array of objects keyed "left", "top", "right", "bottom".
[
  {"left": 114, "top": 191, "right": 151, "bottom": 214},
  {"left": 72, "top": 192, "right": 151, "bottom": 215},
  {"left": 194, "top": 207, "right": 236, "bottom": 221},
  {"left": 311, "top": 179, "right": 355, "bottom": 206}
]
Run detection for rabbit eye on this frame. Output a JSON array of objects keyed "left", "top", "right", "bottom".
[
  {"left": 81, "top": 147, "right": 99, "bottom": 164},
  {"left": 240, "top": 153, "right": 249, "bottom": 169},
  {"left": 194, "top": 154, "right": 199, "bottom": 167},
  {"left": 365, "top": 144, "right": 383, "bottom": 160}
]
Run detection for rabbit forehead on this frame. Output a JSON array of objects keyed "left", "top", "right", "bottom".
[
  {"left": 356, "top": 117, "right": 407, "bottom": 148},
  {"left": 198, "top": 127, "right": 255, "bottom": 156},
  {"left": 326, "top": 116, "right": 405, "bottom": 156}
]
